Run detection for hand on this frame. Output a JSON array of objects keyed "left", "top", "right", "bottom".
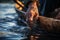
[{"left": 26, "top": 2, "right": 39, "bottom": 28}]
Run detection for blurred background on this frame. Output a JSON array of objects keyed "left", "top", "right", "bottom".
[{"left": 0, "top": 0, "right": 14, "bottom": 3}]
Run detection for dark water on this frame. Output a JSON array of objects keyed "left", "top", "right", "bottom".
[{"left": 0, "top": 3, "right": 30, "bottom": 40}]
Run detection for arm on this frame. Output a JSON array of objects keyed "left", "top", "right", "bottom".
[{"left": 38, "top": 16, "right": 60, "bottom": 32}]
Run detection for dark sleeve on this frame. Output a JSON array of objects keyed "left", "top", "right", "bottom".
[{"left": 38, "top": 16, "right": 60, "bottom": 32}]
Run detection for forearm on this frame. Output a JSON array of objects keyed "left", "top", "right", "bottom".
[{"left": 38, "top": 16, "right": 60, "bottom": 32}]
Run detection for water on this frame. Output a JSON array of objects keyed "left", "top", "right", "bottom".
[
  {"left": 0, "top": 3, "right": 54, "bottom": 40},
  {"left": 0, "top": 3, "right": 30, "bottom": 40}
]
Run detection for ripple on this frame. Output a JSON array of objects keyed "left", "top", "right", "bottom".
[{"left": 0, "top": 3, "right": 29, "bottom": 39}]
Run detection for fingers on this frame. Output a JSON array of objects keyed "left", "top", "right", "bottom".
[{"left": 26, "top": 1, "right": 39, "bottom": 28}]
